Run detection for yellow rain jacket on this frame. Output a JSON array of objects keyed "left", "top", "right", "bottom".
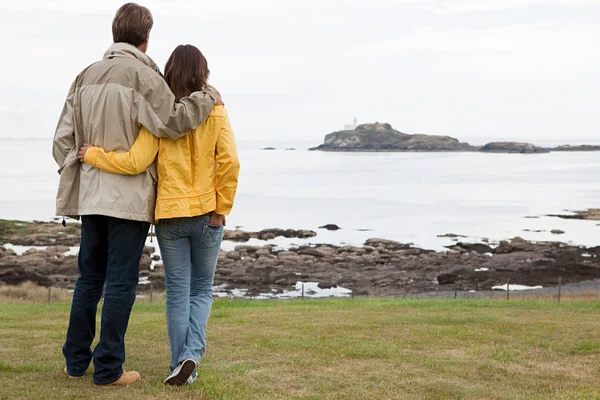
[{"left": 84, "top": 106, "right": 240, "bottom": 222}]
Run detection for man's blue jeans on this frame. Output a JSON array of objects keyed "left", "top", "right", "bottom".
[
  {"left": 156, "top": 213, "right": 222, "bottom": 375},
  {"left": 63, "top": 215, "right": 150, "bottom": 385}
]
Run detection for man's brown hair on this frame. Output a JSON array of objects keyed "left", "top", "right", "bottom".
[{"left": 112, "top": 3, "right": 153, "bottom": 47}]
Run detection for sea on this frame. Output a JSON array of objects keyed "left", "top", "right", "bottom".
[{"left": 1, "top": 138, "right": 599, "bottom": 252}]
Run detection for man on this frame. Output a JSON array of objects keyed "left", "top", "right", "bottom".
[{"left": 53, "top": 3, "right": 221, "bottom": 387}]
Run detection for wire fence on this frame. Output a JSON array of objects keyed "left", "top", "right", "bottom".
[{"left": 2, "top": 276, "right": 599, "bottom": 304}]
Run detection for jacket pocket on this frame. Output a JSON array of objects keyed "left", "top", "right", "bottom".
[{"left": 58, "top": 147, "right": 79, "bottom": 174}]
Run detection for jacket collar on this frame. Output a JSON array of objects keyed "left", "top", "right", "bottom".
[{"left": 103, "top": 42, "right": 161, "bottom": 74}]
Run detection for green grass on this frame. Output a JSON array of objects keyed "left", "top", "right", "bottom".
[{"left": 1, "top": 299, "right": 600, "bottom": 399}]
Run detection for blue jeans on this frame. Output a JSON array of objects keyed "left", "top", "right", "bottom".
[
  {"left": 156, "top": 213, "right": 223, "bottom": 374},
  {"left": 63, "top": 215, "right": 150, "bottom": 385}
]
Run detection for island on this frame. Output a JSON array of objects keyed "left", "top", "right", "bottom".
[{"left": 310, "top": 123, "right": 599, "bottom": 153}]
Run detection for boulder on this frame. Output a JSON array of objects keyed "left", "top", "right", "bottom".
[
  {"left": 437, "top": 273, "right": 458, "bottom": 285},
  {"left": 223, "top": 230, "right": 252, "bottom": 242},
  {"left": 227, "top": 251, "right": 243, "bottom": 261},
  {"left": 319, "top": 224, "right": 341, "bottom": 231},
  {"left": 255, "top": 248, "right": 271, "bottom": 257},
  {"left": 139, "top": 254, "right": 152, "bottom": 271},
  {"left": 317, "top": 282, "right": 338, "bottom": 289}
]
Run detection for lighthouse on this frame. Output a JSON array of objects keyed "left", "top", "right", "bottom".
[{"left": 344, "top": 117, "right": 358, "bottom": 131}]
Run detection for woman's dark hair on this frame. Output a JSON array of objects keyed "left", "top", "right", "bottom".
[{"left": 164, "top": 45, "right": 210, "bottom": 101}]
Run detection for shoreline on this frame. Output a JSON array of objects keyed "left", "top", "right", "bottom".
[{"left": 1, "top": 216, "right": 599, "bottom": 299}]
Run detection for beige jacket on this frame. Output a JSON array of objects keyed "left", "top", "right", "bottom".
[{"left": 53, "top": 43, "right": 217, "bottom": 223}]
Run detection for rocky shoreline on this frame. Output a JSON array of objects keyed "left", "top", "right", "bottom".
[{"left": 1, "top": 219, "right": 599, "bottom": 298}]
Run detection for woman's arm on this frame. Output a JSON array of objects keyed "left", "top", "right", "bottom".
[
  {"left": 214, "top": 109, "right": 240, "bottom": 215},
  {"left": 79, "top": 128, "right": 160, "bottom": 175}
]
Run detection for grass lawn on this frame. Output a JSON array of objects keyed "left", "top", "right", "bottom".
[{"left": 1, "top": 298, "right": 600, "bottom": 399}]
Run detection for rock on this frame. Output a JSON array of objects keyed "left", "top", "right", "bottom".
[
  {"left": 147, "top": 271, "right": 165, "bottom": 289},
  {"left": 227, "top": 251, "right": 242, "bottom": 261},
  {"left": 547, "top": 209, "right": 600, "bottom": 221},
  {"left": 153, "top": 263, "right": 164, "bottom": 271},
  {"left": 0, "top": 220, "right": 81, "bottom": 246},
  {"left": 312, "top": 123, "right": 473, "bottom": 152},
  {"left": 317, "top": 282, "right": 338, "bottom": 289},
  {"left": 278, "top": 255, "right": 304, "bottom": 266},
  {"left": 438, "top": 233, "right": 467, "bottom": 238},
  {"left": 297, "top": 247, "right": 334, "bottom": 258},
  {"left": 255, "top": 249, "right": 271, "bottom": 257},
  {"left": 151, "top": 255, "right": 161, "bottom": 261},
  {"left": 365, "top": 238, "right": 415, "bottom": 251},
  {"left": 437, "top": 273, "right": 458, "bottom": 285},
  {"left": 261, "top": 147, "right": 276, "bottom": 151},
  {"left": 495, "top": 237, "right": 538, "bottom": 254},
  {"left": 551, "top": 229, "right": 565, "bottom": 235},
  {"left": 277, "top": 251, "right": 299, "bottom": 258},
  {"left": 453, "top": 242, "right": 494, "bottom": 255},
  {"left": 224, "top": 230, "right": 252, "bottom": 242},
  {"left": 143, "top": 246, "right": 155, "bottom": 256},
  {"left": 0, "top": 264, "right": 53, "bottom": 286},
  {"left": 46, "top": 246, "right": 70, "bottom": 254},
  {"left": 234, "top": 245, "right": 262, "bottom": 254},
  {"left": 24, "top": 248, "right": 38, "bottom": 255},
  {"left": 552, "top": 145, "right": 600, "bottom": 152},
  {"left": 319, "top": 224, "right": 341, "bottom": 231},
  {"left": 224, "top": 229, "right": 316, "bottom": 242},
  {"left": 139, "top": 254, "right": 152, "bottom": 271},
  {"left": 285, "top": 148, "right": 296, "bottom": 151},
  {"left": 256, "top": 229, "right": 317, "bottom": 240},
  {"left": 480, "top": 142, "right": 548, "bottom": 154}
]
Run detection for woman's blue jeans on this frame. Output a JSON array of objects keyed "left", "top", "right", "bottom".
[{"left": 156, "top": 213, "right": 223, "bottom": 374}]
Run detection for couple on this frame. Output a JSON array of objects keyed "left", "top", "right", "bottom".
[{"left": 52, "top": 2, "right": 239, "bottom": 387}]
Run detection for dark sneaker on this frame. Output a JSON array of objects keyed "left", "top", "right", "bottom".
[{"left": 164, "top": 359, "right": 197, "bottom": 386}]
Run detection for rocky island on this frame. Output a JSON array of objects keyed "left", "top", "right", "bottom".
[
  {"left": 310, "top": 123, "right": 598, "bottom": 153},
  {"left": 311, "top": 123, "right": 472, "bottom": 152}
]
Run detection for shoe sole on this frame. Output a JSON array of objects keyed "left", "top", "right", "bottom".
[
  {"left": 95, "top": 373, "right": 141, "bottom": 388},
  {"left": 94, "top": 377, "right": 141, "bottom": 388},
  {"left": 64, "top": 367, "right": 85, "bottom": 380},
  {"left": 164, "top": 360, "right": 196, "bottom": 386}
]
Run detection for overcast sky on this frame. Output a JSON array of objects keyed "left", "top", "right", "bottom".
[{"left": 0, "top": 0, "right": 598, "bottom": 144}]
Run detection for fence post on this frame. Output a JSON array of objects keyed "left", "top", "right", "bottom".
[
  {"left": 48, "top": 287, "right": 51, "bottom": 303},
  {"left": 454, "top": 283, "right": 458, "bottom": 299},
  {"left": 558, "top": 277, "right": 562, "bottom": 303},
  {"left": 150, "top": 284, "right": 153, "bottom": 303},
  {"left": 301, "top": 283, "right": 305, "bottom": 300},
  {"left": 506, "top": 279, "right": 510, "bottom": 301}
]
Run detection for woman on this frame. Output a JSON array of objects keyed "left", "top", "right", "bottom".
[{"left": 78, "top": 44, "right": 240, "bottom": 386}]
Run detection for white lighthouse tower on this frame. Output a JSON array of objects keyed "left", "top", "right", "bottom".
[{"left": 344, "top": 117, "right": 358, "bottom": 131}]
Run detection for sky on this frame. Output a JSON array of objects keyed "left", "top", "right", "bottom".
[{"left": 0, "top": 0, "right": 598, "bottom": 145}]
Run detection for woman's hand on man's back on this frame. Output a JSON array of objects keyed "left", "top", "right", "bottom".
[{"left": 78, "top": 144, "right": 94, "bottom": 162}]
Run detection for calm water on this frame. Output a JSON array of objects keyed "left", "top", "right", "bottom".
[{"left": 1, "top": 138, "right": 599, "bottom": 250}]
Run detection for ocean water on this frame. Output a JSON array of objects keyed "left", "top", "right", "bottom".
[{"left": 1, "top": 138, "right": 599, "bottom": 251}]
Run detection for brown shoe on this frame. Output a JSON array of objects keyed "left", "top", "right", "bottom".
[
  {"left": 95, "top": 371, "right": 141, "bottom": 388},
  {"left": 64, "top": 366, "right": 85, "bottom": 380}
]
